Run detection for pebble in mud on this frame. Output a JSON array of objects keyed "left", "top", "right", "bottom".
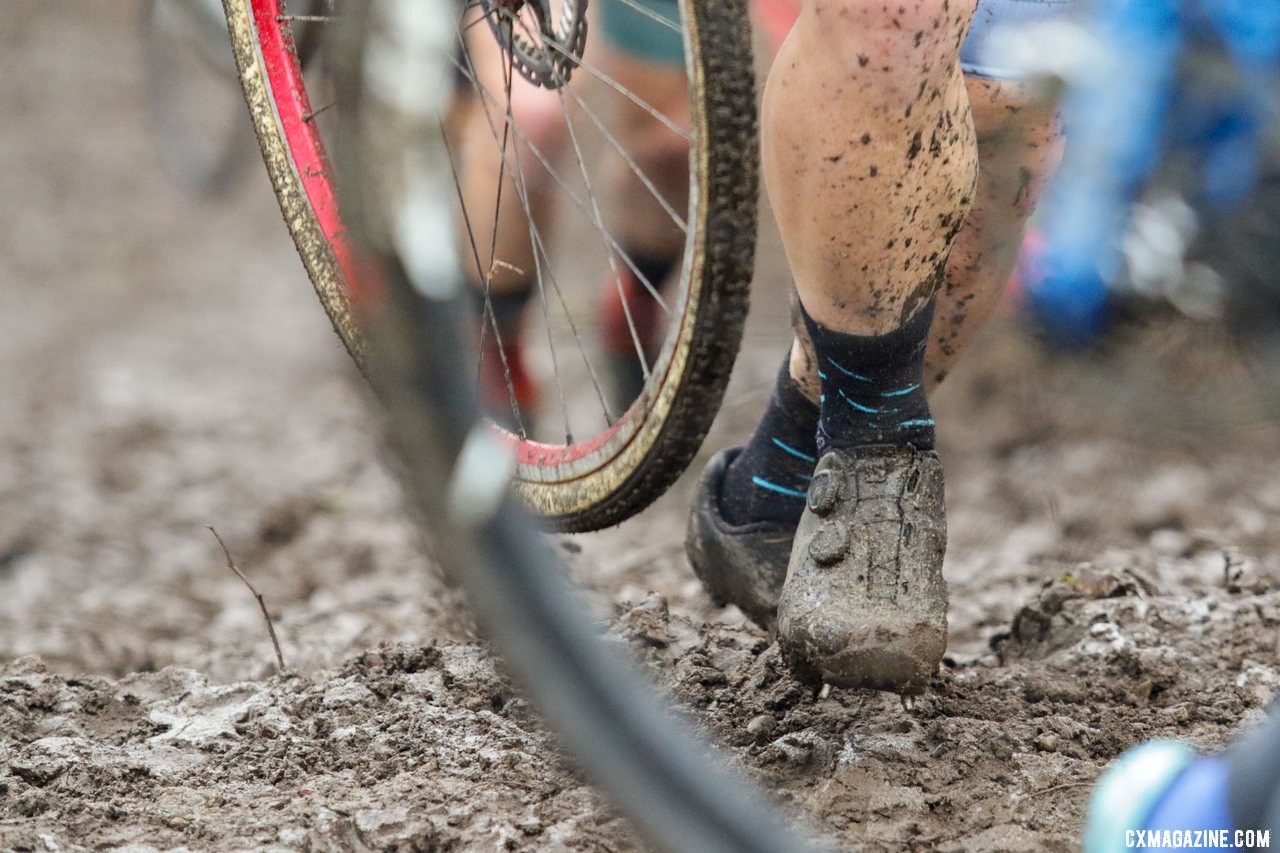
[
  {"left": 1034, "top": 733, "right": 1060, "bottom": 753},
  {"left": 8, "top": 753, "right": 67, "bottom": 787},
  {"left": 747, "top": 714, "right": 778, "bottom": 743},
  {"left": 1149, "top": 528, "right": 1192, "bottom": 558},
  {"left": 766, "top": 731, "right": 837, "bottom": 769}
]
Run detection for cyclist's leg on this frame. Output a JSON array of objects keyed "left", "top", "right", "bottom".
[
  {"left": 765, "top": 0, "right": 977, "bottom": 337},
  {"left": 687, "top": 0, "right": 1073, "bottom": 648},
  {"left": 701, "top": 0, "right": 978, "bottom": 547},
  {"left": 705, "top": 0, "right": 1070, "bottom": 526},
  {"left": 926, "top": 0, "right": 1070, "bottom": 384},
  {"left": 750, "top": 1, "right": 1069, "bottom": 393},
  {"left": 927, "top": 74, "right": 1061, "bottom": 384},
  {"left": 755, "top": 0, "right": 978, "bottom": 474},
  {"left": 760, "top": 0, "right": 978, "bottom": 691},
  {"left": 774, "top": 3, "right": 1068, "bottom": 391}
]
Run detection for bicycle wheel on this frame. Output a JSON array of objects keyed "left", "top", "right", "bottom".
[
  {"left": 333, "top": 5, "right": 809, "bottom": 849},
  {"left": 222, "top": 0, "right": 758, "bottom": 531}
]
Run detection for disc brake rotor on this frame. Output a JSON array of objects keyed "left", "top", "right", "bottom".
[{"left": 483, "top": 0, "right": 587, "bottom": 89}]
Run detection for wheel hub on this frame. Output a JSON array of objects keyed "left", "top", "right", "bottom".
[{"left": 483, "top": 0, "right": 587, "bottom": 89}]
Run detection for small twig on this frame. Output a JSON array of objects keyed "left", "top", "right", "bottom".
[
  {"left": 208, "top": 526, "right": 286, "bottom": 674},
  {"left": 488, "top": 258, "right": 525, "bottom": 278},
  {"left": 1026, "top": 780, "right": 1091, "bottom": 799}
]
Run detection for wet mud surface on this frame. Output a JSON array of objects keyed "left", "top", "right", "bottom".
[{"left": 6, "top": 4, "right": 1280, "bottom": 851}]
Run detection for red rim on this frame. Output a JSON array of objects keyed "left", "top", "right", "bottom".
[
  {"left": 506, "top": 418, "right": 629, "bottom": 466},
  {"left": 250, "top": 1, "right": 678, "bottom": 472},
  {"left": 251, "top": 0, "right": 369, "bottom": 304}
]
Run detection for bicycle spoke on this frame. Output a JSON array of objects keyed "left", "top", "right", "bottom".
[
  {"left": 441, "top": 125, "right": 505, "bottom": 415},
  {"left": 611, "top": 0, "right": 681, "bottom": 33},
  {"left": 510, "top": 141, "right": 575, "bottom": 442},
  {"left": 450, "top": 27, "right": 616, "bottom": 429},
  {"left": 476, "top": 36, "right": 530, "bottom": 436},
  {"left": 487, "top": 150, "right": 615, "bottom": 430},
  {"left": 302, "top": 101, "right": 336, "bottom": 122},
  {"left": 556, "top": 88, "right": 653, "bottom": 388},
  {"left": 524, "top": 219, "right": 615, "bottom": 429},
  {"left": 442, "top": 131, "right": 492, "bottom": 309},
  {"left": 542, "top": 38, "right": 691, "bottom": 141},
  {"left": 448, "top": 53, "right": 673, "bottom": 315},
  {"left": 472, "top": 13, "right": 579, "bottom": 437},
  {"left": 561, "top": 85, "right": 687, "bottom": 232}
]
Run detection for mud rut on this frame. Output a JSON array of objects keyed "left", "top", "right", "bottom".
[{"left": 6, "top": 5, "right": 1280, "bottom": 851}]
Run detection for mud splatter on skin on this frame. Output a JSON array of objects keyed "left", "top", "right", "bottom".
[
  {"left": 767, "top": 0, "right": 980, "bottom": 336},
  {"left": 789, "top": 292, "right": 823, "bottom": 402},
  {"left": 765, "top": 0, "right": 1074, "bottom": 391},
  {"left": 906, "top": 129, "right": 924, "bottom": 161},
  {"left": 1014, "top": 165, "right": 1033, "bottom": 207}
]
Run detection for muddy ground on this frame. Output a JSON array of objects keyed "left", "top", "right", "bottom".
[{"left": 6, "top": 4, "right": 1280, "bottom": 851}]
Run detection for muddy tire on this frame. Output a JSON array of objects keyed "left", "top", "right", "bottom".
[{"left": 222, "top": 0, "right": 758, "bottom": 531}]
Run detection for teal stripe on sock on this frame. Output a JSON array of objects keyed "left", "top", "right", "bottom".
[
  {"left": 827, "top": 357, "right": 871, "bottom": 382},
  {"left": 897, "top": 418, "right": 935, "bottom": 428},
  {"left": 882, "top": 383, "right": 920, "bottom": 397},
  {"left": 771, "top": 438, "right": 816, "bottom": 464},
  {"left": 838, "top": 389, "right": 882, "bottom": 414},
  {"left": 751, "top": 476, "right": 808, "bottom": 499}
]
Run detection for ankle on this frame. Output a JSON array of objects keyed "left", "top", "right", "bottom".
[
  {"left": 801, "top": 299, "right": 935, "bottom": 454},
  {"left": 720, "top": 360, "right": 820, "bottom": 527},
  {"left": 472, "top": 282, "right": 534, "bottom": 342}
]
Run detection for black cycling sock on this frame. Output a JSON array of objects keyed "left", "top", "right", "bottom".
[
  {"left": 473, "top": 283, "right": 534, "bottom": 340},
  {"left": 624, "top": 248, "right": 679, "bottom": 294},
  {"left": 720, "top": 359, "right": 820, "bottom": 527},
  {"left": 802, "top": 299, "right": 935, "bottom": 455}
]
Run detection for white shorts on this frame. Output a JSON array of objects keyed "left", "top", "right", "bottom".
[{"left": 961, "top": 0, "right": 1082, "bottom": 79}]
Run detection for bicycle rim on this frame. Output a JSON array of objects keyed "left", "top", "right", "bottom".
[{"left": 222, "top": 0, "right": 757, "bottom": 531}]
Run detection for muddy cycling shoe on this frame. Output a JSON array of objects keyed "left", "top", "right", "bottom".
[
  {"left": 777, "top": 446, "right": 947, "bottom": 695},
  {"left": 685, "top": 449, "right": 796, "bottom": 630}
]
